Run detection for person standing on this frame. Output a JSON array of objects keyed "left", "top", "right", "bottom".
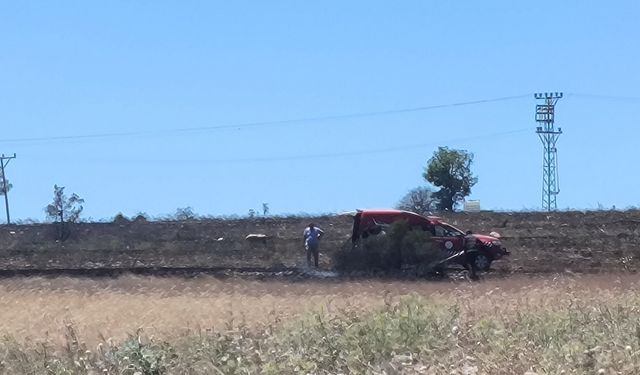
[
  {"left": 463, "top": 231, "right": 479, "bottom": 281},
  {"left": 303, "top": 223, "right": 324, "bottom": 268}
]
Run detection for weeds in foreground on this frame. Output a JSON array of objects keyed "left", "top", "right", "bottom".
[{"left": 1, "top": 294, "right": 639, "bottom": 374}]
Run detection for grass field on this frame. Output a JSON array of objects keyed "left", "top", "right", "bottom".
[{"left": 1, "top": 274, "right": 639, "bottom": 374}]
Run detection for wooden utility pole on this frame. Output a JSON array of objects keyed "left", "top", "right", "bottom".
[{"left": 0, "top": 153, "right": 16, "bottom": 224}]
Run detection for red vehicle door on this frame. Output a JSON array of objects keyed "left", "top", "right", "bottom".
[{"left": 431, "top": 223, "right": 465, "bottom": 255}]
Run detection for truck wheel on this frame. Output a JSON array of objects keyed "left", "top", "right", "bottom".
[{"left": 474, "top": 254, "right": 492, "bottom": 272}]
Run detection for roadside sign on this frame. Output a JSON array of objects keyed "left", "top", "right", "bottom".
[{"left": 464, "top": 200, "right": 481, "bottom": 212}]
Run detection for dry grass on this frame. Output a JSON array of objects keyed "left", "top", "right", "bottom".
[
  {"left": 1, "top": 274, "right": 640, "bottom": 374},
  {"left": 0, "top": 276, "right": 400, "bottom": 345}
]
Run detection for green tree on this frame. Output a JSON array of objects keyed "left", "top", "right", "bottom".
[
  {"left": 45, "top": 185, "right": 84, "bottom": 240},
  {"left": 0, "top": 169, "right": 11, "bottom": 196},
  {"left": 423, "top": 147, "right": 477, "bottom": 211},
  {"left": 174, "top": 206, "right": 196, "bottom": 221}
]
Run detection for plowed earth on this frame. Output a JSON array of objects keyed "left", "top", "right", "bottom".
[{"left": 0, "top": 210, "right": 639, "bottom": 277}]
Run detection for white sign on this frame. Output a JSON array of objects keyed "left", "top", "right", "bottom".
[{"left": 464, "top": 200, "right": 481, "bottom": 212}]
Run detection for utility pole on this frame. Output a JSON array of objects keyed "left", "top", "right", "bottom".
[
  {"left": 0, "top": 153, "right": 16, "bottom": 224},
  {"left": 534, "top": 93, "right": 562, "bottom": 211}
]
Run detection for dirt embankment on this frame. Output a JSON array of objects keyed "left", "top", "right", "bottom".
[{"left": 0, "top": 210, "right": 639, "bottom": 275}]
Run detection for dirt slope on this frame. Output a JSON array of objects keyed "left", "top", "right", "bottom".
[{"left": 0, "top": 210, "right": 639, "bottom": 274}]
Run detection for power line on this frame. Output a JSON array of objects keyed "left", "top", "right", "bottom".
[
  {"left": 0, "top": 94, "right": 529, "bottom": 145},
  {"left": 72, "top": 127, "right": 530, "bottom": 164},
  {"left": 567, "top": 93, "right": 640, "bottom": 101}
]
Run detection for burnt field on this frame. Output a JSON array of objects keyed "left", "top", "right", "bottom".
[{"left": 0, "top": 209, "right": 639, "bottom": 276}]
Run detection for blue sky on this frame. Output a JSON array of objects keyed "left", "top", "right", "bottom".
[{"left": 0, "top": 1, "right": 639, "bottom": 221}]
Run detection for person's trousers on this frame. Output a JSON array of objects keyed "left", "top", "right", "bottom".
[{"left": 306, "top": 243, "right": 319, "bottom": 267}]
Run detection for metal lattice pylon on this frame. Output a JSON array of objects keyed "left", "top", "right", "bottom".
[{"left": 534, "top": 92, "right": 562, "bottom": 211}]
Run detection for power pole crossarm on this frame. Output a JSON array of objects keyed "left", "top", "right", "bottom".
[
  {"left": 534, "top": 93, "right": 562, "bottom": 211},
  {"left": 0, "top": 153, "right": 17, "bottom": 224}
]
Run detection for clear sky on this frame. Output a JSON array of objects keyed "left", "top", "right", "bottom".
[{"left": 1, "top": 1, "right": 639, "bottom": 221}]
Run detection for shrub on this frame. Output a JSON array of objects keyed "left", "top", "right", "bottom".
[
  {"left": 174, "top": 207, "right": 197, "bottom": 221},
  {"left": 332, "top": 220, "right": 440, "bottom": 272},
  {"left": 107, "top": 335, "right": 176, "bottom": 374},
  {"left": 113, "top": 213, "right": 130, "bottom": 224},
  {"left": 133, "top": 212, "right": 150, "bottom": 222},
  {"left": 262, "top": 297, "right": 454, "bottom": 374}
]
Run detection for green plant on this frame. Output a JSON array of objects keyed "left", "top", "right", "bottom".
[
  {"left": 1, "top": 294, "right": 640, "bottom": 374},
  {"left": 108, "top": 334, "right": 176, "bottom": 375},
  {"left": 332, "top": 220, "right": 438, "bottom": 273},
  {"left": 44, "top": 184, "right": 84, "bottom": 241},
  {"left": 424, "top": 147, "right": 478, "bottom": 211}
]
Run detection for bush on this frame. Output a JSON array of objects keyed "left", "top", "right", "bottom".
[
  {"left": 134, "top": 213, "right": 149, "bottom": 223},
  {"left": 332, "top": 220, "right": 441, "bottom": 272},
  {"left": 113, "top": 213, "right": 130, "bottom": 224},
  {"left": 263, "top": 297, "right": 453, "bottom": 374},
  {"left": 108, "top": 335, "right": 176, "bottom": 374}
]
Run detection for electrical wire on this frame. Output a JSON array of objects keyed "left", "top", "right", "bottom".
[
  {"left": 71, "top": 127, "right": 531, "bottom": 164},
  {"left": 0, "top": 94, "right": 530, "bottom": 145},
  {"left": 2, "top": 93, "right": 635, "bottom": 146},
  {"left": 567, "top": 93, "right": 640, "bottom": 101}
]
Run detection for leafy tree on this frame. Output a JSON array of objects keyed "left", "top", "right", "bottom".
[
  {"left": 174, "top": 206, "right": 196, "bottom": 221},
  {"left": 0, "top": 169, "right": 11, "bottom": 196},
  {"left": 45, "top": 185, "right": 84, "bottom": 241},
  {"left": 46, "top": 185, "right": 84, "bottom": 223},
  {"left": 262, "top": 203, "right": 270, "bottom": 216},
  {"left": 396, "top": 187, "right": 438, "bottom": 216},
  {"left": 423, "top": 147, "right": 477, "bottom": 211}
]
